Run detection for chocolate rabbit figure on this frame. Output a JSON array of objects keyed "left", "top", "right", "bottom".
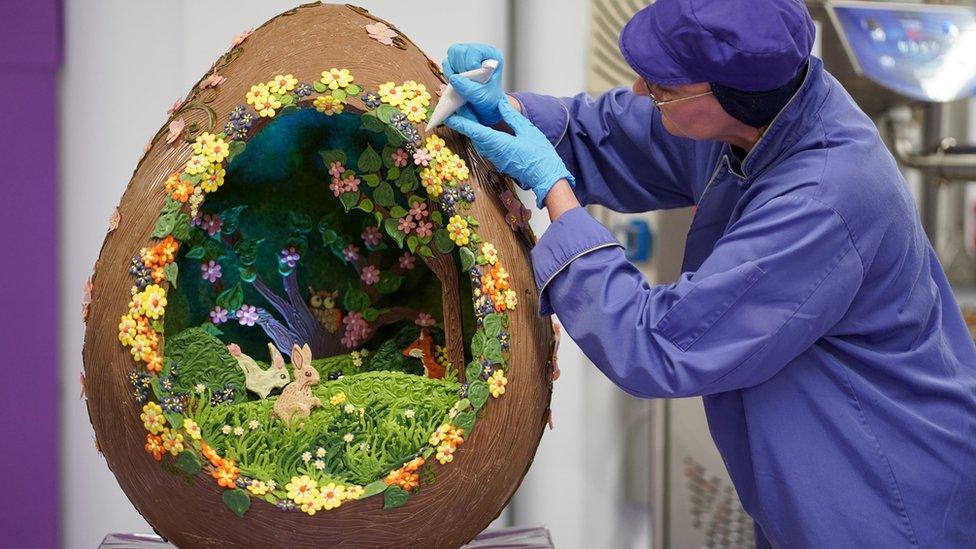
[
  {"left": 272, "top": 343, "right": 322, "bottom": 425},
  {"left": 227, "top": 342, "right": 291, "bottom": 399}
]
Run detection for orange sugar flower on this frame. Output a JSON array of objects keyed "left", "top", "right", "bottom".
[{"left": 145, "top": 433, "right": 164, "bottom": 461}]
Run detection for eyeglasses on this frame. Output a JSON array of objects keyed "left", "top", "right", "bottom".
[{"left": 643, "top": 78, "right": 713, "bottom": 109}]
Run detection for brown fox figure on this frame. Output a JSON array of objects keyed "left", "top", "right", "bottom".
[{"left": 402, "top": 328, "right": 445, "bottom": 379}]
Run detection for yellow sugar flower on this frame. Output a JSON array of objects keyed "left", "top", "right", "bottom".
[
  {"left": 247, "top": 480, "right": 269, "bottom": 496},
  {"left": 447, "top": 215, "right": 471, "bottom": 246},
  {"left": 118, "top": 314, "right": 138, "bottom": 345},
  {"left": 343, "top": 484, "right": 364, "bottom": 500},
  {"left": 191, "top": 132, "right": 215, "bottom": 155},
  {"left": 313, "top": 95, "right": 344, "bottom": 115},
  {"left": 200, "top": 166, "right": 225, "bottom": 193},
  {"left": 320, "top": 483, "right": 345, "bottom": 510},
  {"left": 489, "top": 369, "right": 508, "bottom": 398},
  {"left": 300, "top": 490, "right": 324, "bottom": 515},
  {"left": 161, "top": 429, "right": 184, "bottom": 456},
  {"left": 403, "top": 98, "right": 428, "bottom": 123},
  {"left": 130, "top": 334, "right": 154, "bottom": 362},
  {"left": 425, "top": 135, "right": 447, "bottom": 158},
  {"left": 137, "top": 284, "right": 167, "bottom": 319},
  {"left": 330, "top": 392, "right": 347, "bottom": 406},
  {"left": 435, "top": 445, "right": 455, "bottom": 464},
  {"left": 502, "top": 289, "right": 518, "bottom": 311},
  {"left": 420, "top": 167, "right": 443, "bottom": 198},
  {"left": 480, "top": 243, "right": 498, "bottom": 265},
  {"left": 255, "top": 94, "right": 282, "bottom": 118},
  {"left": 268, "top": 73, "right": 298, "bottom": 95},
  {"left": 428, "top": 423, "right": 453, "bottom": 446},
  {"left": 182, "top": 418, "right": 202, "bottom": 440},
  {"left": 140, "top": 402, "right": 167, "bottom": 434},
  {"left": 286, "top": 475, "right": 319, "bottom": 505},
  {"left": 184, "top": 154, "right": 210, "bottom": 175},
  {"left": 245, "top": 82, "right": 270, "bottom": 106},
  {"left": 320, "top": 68, "right": 353, "bottom": 90}
]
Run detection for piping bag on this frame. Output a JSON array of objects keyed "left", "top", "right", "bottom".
[{"left": 426, "top": 59, "right": 500, "bottom": 131}]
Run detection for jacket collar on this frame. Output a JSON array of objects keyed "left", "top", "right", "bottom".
[{"left": 729, "top": 56, "right": 830, "bottom": 182}]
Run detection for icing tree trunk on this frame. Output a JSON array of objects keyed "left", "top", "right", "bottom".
[
  {"left": 421, "top": 251, "right": 465, "bottom": 373},
  {"left": 249, "top": 270, "right": 344, "bottom": 357}
]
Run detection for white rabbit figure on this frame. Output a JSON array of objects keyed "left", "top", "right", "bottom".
[{"left": 227, "top": 342, "right": 291, "bottom": 399}]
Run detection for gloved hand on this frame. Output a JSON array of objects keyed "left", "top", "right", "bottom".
[
  {"left": 441, "top": 43, "right": 506, "bottom": 125},
  {"left": 446, "top": 99, "right": 575, "bottom": 208}
]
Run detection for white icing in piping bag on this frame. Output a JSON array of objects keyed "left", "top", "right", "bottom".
[{"left": 425, "top": 59, "right": 500, "bottom": 131}]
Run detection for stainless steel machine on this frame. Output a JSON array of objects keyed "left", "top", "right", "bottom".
[{"left": 585, "top": 1, "right": 976, "bottom": 547}]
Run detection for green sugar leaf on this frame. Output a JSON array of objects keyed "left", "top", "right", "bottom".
[
  {"left": 433, "top": 229, "right": 454, "bottom": 254},
  {"left": 383, "top": 485, "right": 411, "bottom": 510},
  {"left": 163, "top": 262, "right": 179, "bottom": 289},
  {"left": 170, "top": 213, "right": 191, "bottom": 242},
  {"left": 374, "top": 182, "right": 396, "bottom": 207},
  {"left": 216, "top": 283, "right": 244, "bottom": 312},
  {"left": 459, "top": 246, "right": 476, "bottom": 271},
  {"left": 362, "top": 479, "right": 389, "bottom": 499},
  {"left": 468, "top": 381, "right": 489, "bottom": 410},
  {"left": 358, "top": 145, "right": 382, "bottom": 173},
  {"left": 340, "top": 192, "right": 360, "bottom": 212},
  {"left": 466, "top": 360, "right": 482, "bottom": 383},
  {"left": 454, "top": 410, "right": 476, "bottom": 434},
  {"left": 222, "top": 488, "right": 251, "bottom": 518},
  {"left": 219, "top": 205, "right": 248, "bottom": 234},
  {"left": 175, "top": 450, "right": 202, "bottom": 475},
  {"left": 151, "top": 212, "right": 178, "bottom": 238},
  {"left": 483, "top": 314, "right": 503, "bottom": 338}
]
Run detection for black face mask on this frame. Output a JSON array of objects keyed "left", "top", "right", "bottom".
[{"left": 709, "top": 59, "right": 809, "bottom": 128}]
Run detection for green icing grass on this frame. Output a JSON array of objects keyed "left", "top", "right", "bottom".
[{"left": 188, "top": 371, "right": 460, "bottom": 488}]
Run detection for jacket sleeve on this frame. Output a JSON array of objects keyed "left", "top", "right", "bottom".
[
  {"left": 530, "top": 196, "right": 864, "bottom": 398},
  {"left": 510, "top": 88, "right": 704, "bottom": 212}
]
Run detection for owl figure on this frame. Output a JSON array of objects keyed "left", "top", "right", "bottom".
[{"left": 309, "top": 288, "right": 342, "bottom": 333}]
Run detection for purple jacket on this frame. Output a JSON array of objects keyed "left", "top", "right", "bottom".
[{"left": 512, "top": 56, "right": 976, "bottom": 547}]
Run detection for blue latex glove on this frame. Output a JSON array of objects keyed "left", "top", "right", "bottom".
[
  {"left": 441, "top": 43, "right": 506, "bottom": 125},
  {"left": 446, "top": 99, "right": 575, "bottom": 208}
]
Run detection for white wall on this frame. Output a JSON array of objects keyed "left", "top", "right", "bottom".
[{"left": 60, "top": 2, "right": 510, "bottom": 547}]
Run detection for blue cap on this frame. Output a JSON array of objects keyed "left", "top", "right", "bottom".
[{"left": 618, "top": 0, "right": 815, "bottom": 92}]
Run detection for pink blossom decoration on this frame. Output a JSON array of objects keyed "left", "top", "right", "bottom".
[
  {"left": 415, "top": 313, "right": 436, "bottom": 327},
  {"left": 199, "top": 72, "right": 227, "bottom": 90},
  {"left": 397, "top": 216, "right": 416, "bottom": 234},
  {"left": 210, "top": 306, "right": 229, "bottom": 325},
  {"left": 391, "top": 148, "right": 409, "bottom": 168},
  {"left": 342, "top": 244, "right": 360, "bottom": 262},
  {"left": 328, "top": 161, "right": 345, "bottom": 178},
  {"left": 201, "top": 260, "right": 222, "bottom": 283},
  {"left": 236, "top": 304, "right": 259, "bottom": 326},
  {"left": 166, "top": 117, "right": 186, "bottom": 145},
  {"left": 409, "top": 202, "right": 429, "bottom": 220},
  {"left": 362, "top": 226, "right": 382, "bottom": 247},
  {"left": 360, "top": 265, "right": 380, "bottom": 285},
  {"left": 415, "top": 221, "right": 433, "bottom": 238},
  {"left": 365, "top": 22, "right": 398, "bottom": 46},
  {"left": 230, "top": 28, "right": 253, "bottom": 49},
  {"left": 413, "top": 147, "right": 432, "bottom": 167},
  {"left": 200, "top": 213, "right": 222, "bottom": 236},
  {"left": 398, "top": 252, "right": 416, "bottom": 270},
  {"left": 342, "top": 311, "right": 371, "bottom": 348},
  {"left": 167, "top": 98, "right": 185, "bottom": 116}
]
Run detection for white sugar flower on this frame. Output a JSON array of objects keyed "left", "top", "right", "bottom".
[
  {"left": 233, "top": 426, "right": 245, "bottom": 436},
  {"left": 221, "top": 424, "right": 232, "bottom": 435},
  {"left": 301, "top": 451, "right": 312, "bottom": 463},
  {"left": 343, "top": 433, "right": 354, "bottom": 443},
  {"left": 314, "top": 459, "right": 325, "bottom": 470}
]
